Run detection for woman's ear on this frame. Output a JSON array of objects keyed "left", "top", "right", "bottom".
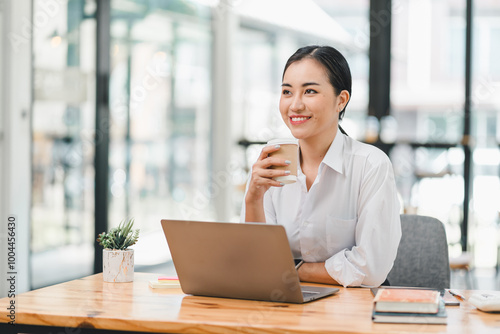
[{"left": 338, "top": 90, "right": 350, "bottom": 111}]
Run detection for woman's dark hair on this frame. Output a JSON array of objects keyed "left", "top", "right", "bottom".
[{"left": 283, "top": 45, "right": 352, "bottom": 122}]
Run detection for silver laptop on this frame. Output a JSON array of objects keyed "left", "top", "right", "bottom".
[{"left": 161, "top": 219, "right": 339, "bottom": 303}]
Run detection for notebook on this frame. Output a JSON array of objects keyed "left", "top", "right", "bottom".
[
  {"left": 160, "top": 219, "right": 339, "bottom": 303},
  {"left": 372, "top": 300, "right": 447, "bottom": 324},
  {"left": 373, "top": 288, "right": 441, "bottom": 313}
]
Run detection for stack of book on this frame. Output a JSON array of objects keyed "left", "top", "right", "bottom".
[{"left": 372, "top": 288, "right": 447, "bottom": 324}]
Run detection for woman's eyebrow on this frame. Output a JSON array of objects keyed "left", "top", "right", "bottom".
[
  {"left": 281, "top": 82, "right": 320, "bottom": 87},
  {"left": 302, "top": 82, "right": 320, "bottom": 87}
]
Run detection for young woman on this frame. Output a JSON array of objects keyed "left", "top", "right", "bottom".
[{"left": 242, "top": 45, "right": 401, "bottom": 287}]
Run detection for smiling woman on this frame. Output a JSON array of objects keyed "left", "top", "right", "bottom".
[
  {"left": 241, "top": 45, "right": 402, "bottom": 288},
  {"left": 279, "top": 58, "right": 348, "bottom": 152}
]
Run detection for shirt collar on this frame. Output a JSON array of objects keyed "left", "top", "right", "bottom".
[
  {"left": 297, "top": 130, "right": 345, "bottom": 182},
  {"left": 322, "top": 131, "right": 345, "bottom": 174}
]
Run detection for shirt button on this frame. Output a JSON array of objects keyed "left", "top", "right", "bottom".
[{"left": 303, "top": 221, "right": 309, "bottom": 227}]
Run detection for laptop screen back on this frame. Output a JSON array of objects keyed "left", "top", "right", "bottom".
[{"left": 161, "top": 220, "right": 305, "bottom": 303}]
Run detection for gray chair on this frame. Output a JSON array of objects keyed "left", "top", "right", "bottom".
[{"left": 387, "top": 214, "right": 450, "bottom": 290}]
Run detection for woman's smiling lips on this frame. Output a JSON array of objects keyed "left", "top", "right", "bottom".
[{"left": 289, "top": 116, "right": 312, "bottom": 125}]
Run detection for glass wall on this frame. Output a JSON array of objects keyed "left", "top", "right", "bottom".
[
  {"left": 391, "top": 0, "right": 500, "bottom": 270},
  {"left": 26, "top": 0, "right": 500, "bottom": 288},
  {"left": 470, "top": 0, "right": 500, "bottom": 269},
  {"left": 109, "top": 0, "right": 212, "bottom": 268},
  {"left": 31, "top": 0, "right": 97, "bottom": 288},
  {"left": 390, "top": 0, "right": 466, "bottom": 245}
]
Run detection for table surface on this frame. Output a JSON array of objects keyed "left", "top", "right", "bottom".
[{"left": 1, "top": 272, "right": 500, "bottom": 333}]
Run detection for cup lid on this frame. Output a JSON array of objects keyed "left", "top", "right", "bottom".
[{"left": 267, "top": 138, "right": 298, "bottom": 146}]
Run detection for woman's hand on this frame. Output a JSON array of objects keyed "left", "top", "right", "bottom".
[{"left": 244, "top": 144, "right": 291, "bottom": 222}]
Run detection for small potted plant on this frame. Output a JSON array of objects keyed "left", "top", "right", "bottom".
[{"left": 97, "top": 218, "right": 140, "bottom": 282}]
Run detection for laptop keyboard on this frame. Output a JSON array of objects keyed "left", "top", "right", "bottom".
[{"left": 301, "top": 290, "right": 321, "bottom": 299}]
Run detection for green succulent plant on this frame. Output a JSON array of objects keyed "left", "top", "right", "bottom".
[{"left": 97, "top": 218, "right": 140, "bottom": 250}]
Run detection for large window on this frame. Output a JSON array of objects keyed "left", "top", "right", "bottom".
[
  {"left": 391, "top": 0, "right": 500, "bottom": 271},
  {"left": 26, "top": 0, "right": 500, "bottom": 289},
  {"left": 31, "top": 0, "right": 214, "bottom": 286},
  {"left": 470, "top": 0, "right": 500, "bottom": 269},
  {"left": 109, "top": 1, "right": 212, "bottom": 268},
  {"left": 31, "top": 0, "right": 97, "bottom": 288},
  {"left": 390, "top": 0, "right": 466, "bottom": 247}
]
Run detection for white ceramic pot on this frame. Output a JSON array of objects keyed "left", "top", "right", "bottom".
[{"left": 102, "top": 249, "right": 134, "bottom": 282}]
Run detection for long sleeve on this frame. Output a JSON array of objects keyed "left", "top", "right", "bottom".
[{"left": 324, "top": 152, "right": 401, "bottom": 287}]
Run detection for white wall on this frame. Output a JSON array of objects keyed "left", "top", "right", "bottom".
[{"left": 0, "top": 0, "right": 32, "bottom": 297}]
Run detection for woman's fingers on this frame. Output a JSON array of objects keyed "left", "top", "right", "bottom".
[
  {"left": 255, "top": 146, "right": 290, "bottom": 167},
  {"left": 251, "top": 177, "right": 283, "bottom": 189},
  {"left": 256, "top": 144, "right": 286, "bottom": 163},
  {"left": 246, "top": 144, "right": 293, "bottom": 199},
  {"left": 254, "top": 158, "right": 289, "bottom": 171},
  {"left": 253, "top": 167, "right": 290, "bottom": 179}
]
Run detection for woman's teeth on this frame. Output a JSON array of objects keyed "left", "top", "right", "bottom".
[{"left": 291, "top": 117, "right": 310, "bottom": 121}]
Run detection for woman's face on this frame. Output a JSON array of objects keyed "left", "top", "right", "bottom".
[{"left": 279, "top": 58, "right": 346, "bottom": 143}]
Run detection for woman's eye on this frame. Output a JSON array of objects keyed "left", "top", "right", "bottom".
[
  {"left": 305, "top": 89, "right": 317, "bottom": 94},
  {"left": 282, "top": 89, "right": 291, "bottom": 95}
]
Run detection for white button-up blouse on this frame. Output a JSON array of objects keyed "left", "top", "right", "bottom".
[{"left": 242, "top": 132, "right": 402, "bottom": 287}]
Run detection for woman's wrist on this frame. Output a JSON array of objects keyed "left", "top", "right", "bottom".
[
  {"left": 298, "top": 262, "right": 340, "bottom": 285},
  {"left": 245, "top": 195, "right": 263, "bottom": 210},
  {"left": 244, "top": 197, "right": 265, "bottom": 223}
]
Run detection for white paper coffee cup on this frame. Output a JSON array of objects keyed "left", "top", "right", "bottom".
[{"left": 267, "top": 138, "right": 299, "bottom": 184}]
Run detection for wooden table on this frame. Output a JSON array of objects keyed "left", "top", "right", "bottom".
[{"left": 1, "top": 273, "right": 499, "bottom": 333}]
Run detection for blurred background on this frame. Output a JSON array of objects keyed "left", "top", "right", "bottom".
[{"left": 1, "top": 0, "right": 499, "bottom": 293}]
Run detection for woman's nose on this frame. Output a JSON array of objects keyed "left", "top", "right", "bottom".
[{"left": 290, "top": 95, "right": 304, "bottom": 111}]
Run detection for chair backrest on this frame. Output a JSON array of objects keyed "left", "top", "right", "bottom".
[{"left": 387, "top": 214, "right": 450, "bottom": 289}]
